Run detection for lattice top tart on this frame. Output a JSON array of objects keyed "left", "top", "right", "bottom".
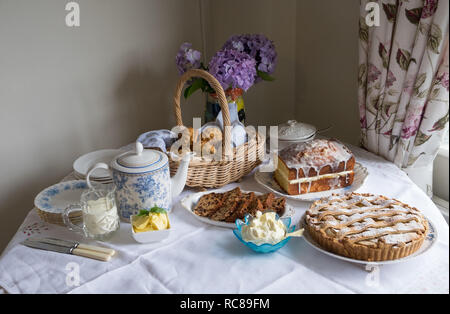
[{"left": 305, "top": 193, "right": 428, "bottom": 261}]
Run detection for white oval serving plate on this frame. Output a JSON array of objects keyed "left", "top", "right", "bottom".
[
  {"left": 299, "top": 213, "right": 438, "bottom": 266},
  {"left": 254, "top": 162, "right": 368, "bottom": 202},
  {"left": 180, "top": 189, "right": 295, "bottom": 229}
]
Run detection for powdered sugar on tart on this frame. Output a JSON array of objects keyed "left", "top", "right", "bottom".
[{"left": 305, "top": 193, "right": 428, "bottom": 261}]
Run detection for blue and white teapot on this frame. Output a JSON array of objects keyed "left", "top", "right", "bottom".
[{"left": 86, "top": 142, "right": 192, "bottom": 220}]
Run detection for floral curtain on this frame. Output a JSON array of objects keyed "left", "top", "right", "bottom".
[{"left": 358, "top": 0, "right": 449, "bottom": 169}]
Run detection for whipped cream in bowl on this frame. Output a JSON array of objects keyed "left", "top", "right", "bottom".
[
  {"left": 233, "top": 211, "right": 296, "bottom": 253},
  {"left": 241, "top": 211, "right": 287, "bottom": 245}
]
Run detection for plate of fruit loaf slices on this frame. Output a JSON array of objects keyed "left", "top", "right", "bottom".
[{"left": 180, "top": 187, "right": 294, "bottom": 228}]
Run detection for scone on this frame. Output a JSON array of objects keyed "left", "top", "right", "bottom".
[
  {"left": 201, "top": 126, "right": 223, "bottom": 156},
  {"left": 202, "top": 126, "right": 222, "bottom": 142},
  {"left": 305, "top": 193, "right": 429, "bottom": 261},
  {"left": 274, "top": 139, "right": 355, "bottom": 195}
]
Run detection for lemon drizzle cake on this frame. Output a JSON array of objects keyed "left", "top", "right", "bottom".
[
  {"left": 274, "top": 139, "right": 355, "bottom": 195},
  {"left": 305, "top": 193, "right": 429, "bottom": 261}
]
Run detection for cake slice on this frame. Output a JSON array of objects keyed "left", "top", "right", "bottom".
[
  {"left": 271, "top": 197, "right": 286, "bottom": 216},
  {"left": 247, "top": 198, "right": 264, "bottom": 217},
  {"left": 209, "top": 187, "right": 242, "bottom": 221},
  {"left": 225, "top": 192, "right": 256, "bottom": 222},
  {"left": 274, "top": 139, "right": 355, "bottom": 195},
  {"left": 257, "top": 193, "right": 275, "bottom": 211},
  {"left": 193, "top": 193, "right": 223, "bottom": 217}
]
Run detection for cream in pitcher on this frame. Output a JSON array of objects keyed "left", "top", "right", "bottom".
[
  {"left": 63, "top": 185, "right": 120, "bottom": 240},
  {"left": 83, "top": 197, "right": 119, "bottom": 236}
]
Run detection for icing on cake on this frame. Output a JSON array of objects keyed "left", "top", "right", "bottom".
[
  {"left": 279, "top": 139, "right": 353, "bottom": 172},
  {"left": 276, "top": 139, "right": 354, "bottom": 194}
]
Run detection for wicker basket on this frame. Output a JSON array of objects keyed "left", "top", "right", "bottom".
[{"left": 169, "top": 69, "right": 265, "bottom": 188}]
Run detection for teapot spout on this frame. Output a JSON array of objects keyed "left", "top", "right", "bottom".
[{"left": 171, "top": 152, "right": 194, "bottom": 200}]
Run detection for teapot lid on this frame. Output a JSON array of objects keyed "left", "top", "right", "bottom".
[
  {"left": 112, "top": 142, "right": 168, "bottom": 174},
  {"left": 277, "top": 120, "right": 316, "bottom": 141}
]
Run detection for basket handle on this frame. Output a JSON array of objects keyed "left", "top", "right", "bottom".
[{"left": 173, "top": 68, "right": 232, "bottom": 155}]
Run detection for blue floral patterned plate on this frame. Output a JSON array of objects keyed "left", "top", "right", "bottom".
[
  {"left": 34, "top": 180, "right": 88, "bottom": 214},
  {"left": 233, "top": 214, "right": 295, "bottom": 253}
]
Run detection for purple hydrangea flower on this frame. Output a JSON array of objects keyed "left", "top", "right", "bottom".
[
  {"left": 208, "top": 48, "right": 256, "bottom": 91},
  {"left": 223, "top": 34, "right": 277, "bottom": 82},
  {"left": 176, "top": 42, "right": 201, "bottom": 75}
]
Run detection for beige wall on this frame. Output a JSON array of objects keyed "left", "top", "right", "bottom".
[
  {"left": 0, "top": 0, "right": 359, "bottom": 253},
  {"left": 205, "top": 0, "right": 297, "bottom": 126},
  {"left": 295, "top": 0, "right": 360, "bottom": 144},
  {"left": 0, "top": 0, "right": 205, "bottom": 252}
]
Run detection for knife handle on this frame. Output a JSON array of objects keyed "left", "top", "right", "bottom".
[
  {"left": 78, "top": 244, "right": 116, "bottom": 256},
  {"left": 73, "top": 248, "right": 111, "bottom": 262}
]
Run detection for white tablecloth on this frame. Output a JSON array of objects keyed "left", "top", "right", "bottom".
[{"left": 0, "top": 145, "right": 448, "bottom": 294}]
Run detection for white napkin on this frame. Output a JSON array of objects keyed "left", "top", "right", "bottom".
[{"left": 137, "top": 130, "right": 177, "bottom": 153}]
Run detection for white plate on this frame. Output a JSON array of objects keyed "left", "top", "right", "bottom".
[
  {"left": 180, "top": 189, "right": 295, "bottom": 229},
  {"left": 254, "top": 162, "right": 368, "bottom": 202},
  {"left": 73, "top": 171, "right": 113, "bottom": 183},
  {"left": 34, "top": 180, "right": 89, "bottom": 214},
  {"left": 299, "top": 214, "right": 438, "bottom": 266},
  {"left": 73, "top": 149, "right": 121, "bottom": 179}
]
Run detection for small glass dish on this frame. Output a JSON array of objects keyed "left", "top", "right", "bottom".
[{"left": 233, "top": 213, "right": 294, "bottom": 253}]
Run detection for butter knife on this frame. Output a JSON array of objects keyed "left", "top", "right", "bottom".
[
  {"left": 22, "top": 239, "right": 111, "bottom": 262},
  {"left": 27, "top": 237, "right": 116, "bottom": 256}
]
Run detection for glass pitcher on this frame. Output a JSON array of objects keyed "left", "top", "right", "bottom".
[{"left": 63, "top": 184, "right": 120, "bottom": 241}]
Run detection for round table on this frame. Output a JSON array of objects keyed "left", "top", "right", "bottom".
[{"left": 0, "top": 145, "right": 448, "bottom": 294}]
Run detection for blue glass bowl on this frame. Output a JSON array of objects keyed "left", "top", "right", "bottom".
[{"left": 233, "top": 214, "right": 294, "bottom": 253}]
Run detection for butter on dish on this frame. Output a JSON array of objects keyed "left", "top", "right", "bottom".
[
  {"left": 131, "top": 207, "right": 171, "bottom": 243},
  {"left": 132, "top": 212, "right": 170, "bottom": 233}
]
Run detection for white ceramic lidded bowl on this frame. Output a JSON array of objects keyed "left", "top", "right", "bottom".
[{"left": 276, "top": 120, "right": 317, "bottom": 150}]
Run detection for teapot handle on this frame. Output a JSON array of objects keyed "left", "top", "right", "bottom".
[{"left": 86, "top": 163, "right": 111, "bottom": 189}]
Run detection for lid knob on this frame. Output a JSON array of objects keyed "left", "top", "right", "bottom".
[
  {"left": 135, "top": 141, "right": 144, "bottom": 156},
  {"left": 116, "top": 141, "right": 162, "bottom": 169},
  {"left": 277, "top": 120, "right": 317, "bottom": 141}
]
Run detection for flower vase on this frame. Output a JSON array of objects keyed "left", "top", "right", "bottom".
[{"left": 205, "top": 88, "right": 245, "bottom": 123}]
